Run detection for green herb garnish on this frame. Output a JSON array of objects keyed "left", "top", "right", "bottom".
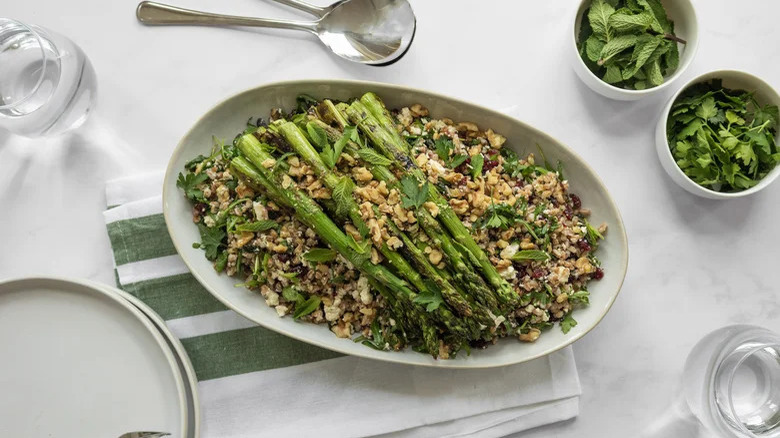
[
  {"left": 400, "top": 174, "right": 429, "bottom": 209},
  {"left": 667, "top": 80, "right": 779, "bottom": 192},
  {"left": 176, "top": 172, "right": 208, "bottom": 203},
  {"left": 302, "top": 248, "right": 338, "bottom": 263},
  {"left": 578, "top": 0, "right": 685, "bottom": 90},
  {"left": 511, "top": 250, "right": 551, "bottom": 262}
]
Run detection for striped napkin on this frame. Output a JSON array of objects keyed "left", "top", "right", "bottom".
[{"left": 103, "top": 171, "right": 582, "bottom": 438}]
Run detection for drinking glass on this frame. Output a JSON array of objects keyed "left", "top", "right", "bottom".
[
  {"left": 0, "top": 18, "right": 97, "bottom": 137},
  {"left": 683, "top": 325, "right": 780, "bottom": 437}
]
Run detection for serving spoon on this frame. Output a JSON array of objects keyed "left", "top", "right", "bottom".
[{"left": 136, "top": 0, "right": 416, "bottom": 65}]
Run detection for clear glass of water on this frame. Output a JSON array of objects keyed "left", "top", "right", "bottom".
[
  {"left": 683, "top": 325, "right": 780, "bottom": 437},
  {"left": 0, "top": 18, "right": 97, "bottom": 137}
]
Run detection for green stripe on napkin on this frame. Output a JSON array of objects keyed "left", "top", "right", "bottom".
[
  {"left": 122, "top": 274, "right": 228, "bottom": 320},
  {"left": 182, "top": 326, "right": 343, "bottom": 381},
  {"left": 106, "top": 209, "right": 345, "bottom": 381},
  {"left": 108, "top": 214, "right": 177, "bottom": 265}
]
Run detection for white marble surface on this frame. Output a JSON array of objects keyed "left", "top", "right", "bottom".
[{"left": 2, "top": 0, "right": 779, "bottom": 436}]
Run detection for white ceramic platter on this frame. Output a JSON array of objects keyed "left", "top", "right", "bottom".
[
  {"left": 88, "top": 280, "right": 202, "bottom": 438},
  {"left": 163, "top": 80, "right": 629, "bottom": 368},
  {"left": 0, "top": 278, "right": 188, "bottom": 437}
]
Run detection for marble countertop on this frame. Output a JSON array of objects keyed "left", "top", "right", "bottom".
[{"left": 2, "top": 0, "right": 779, "bottom": 436}]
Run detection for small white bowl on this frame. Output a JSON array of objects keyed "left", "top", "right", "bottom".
[
  {"left": 655, "top": 70, "right": 780, "bottom": 199},
  {"left": 570, "top": 0, "right": 699, "bottom": 101}
]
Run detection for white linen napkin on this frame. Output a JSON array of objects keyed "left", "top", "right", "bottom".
[{"left": 103, "top": 171, "right": 581, "bottom": 438}]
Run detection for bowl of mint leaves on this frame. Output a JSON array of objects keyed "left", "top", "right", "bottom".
[
  {"left": 656, "top": 70, "right": 780, "bottom": 199},
  {"left": 571, "top": 0, "right": 698, "bottom": 101}
]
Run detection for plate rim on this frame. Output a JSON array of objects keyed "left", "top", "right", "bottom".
[
  {"left": 88, "top": 280, "right": 202, "bottom": 438},
  {"left": 162, "top": 79, "right": 630, "bottom": 368},
  {"left": 0, "top": 276, "right": 189, "bottom": 436}
]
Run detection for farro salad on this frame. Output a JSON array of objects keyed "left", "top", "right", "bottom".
[{"left": 177, "top": 93, "right": 607, "bottom": 359}]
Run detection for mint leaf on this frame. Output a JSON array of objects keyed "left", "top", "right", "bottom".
[
  {"left": 646, "top": 59, "right": 664, "bottom": 86},
  {"left": 293, "top": 296, "right": 321, "bottom": 319},
  {"left": 585, "top": 36, "right": 606, "bottom": 63},
  {"left": 511, "top": 250, "right": 551, "bottom": 262},
  {"left": 598, "top": 34, "right": 639, "bottom": 65},
  {"left": 448, "top": 154, "right": 468, "bottom": 169},
  {"left": 332, "top": 176, "right": 355, "bottom": 216},
  {"left": 608, "top": 11, "right": 653, "bottom": 33},
  {"left": 357, "top": 148, "right": 392, "bottom": 166},
  {"left": 302, "top": 248, "right": 338, "bottom": 263},
  {"left": 235, "top": 220, "right": 278, "bottom": 232},
  {"left": 306, "top": 122, "right": 329, "bottom": 150},
  {"left": 588, "top": 0, "right": 615, "bottom": 41},
  {"left": 603, "top": 64, "right": 623, "bottom": 84},
  {"left": 470, "top": 154, "right": 484, "bottom": 179},
  {"left": 333, "top": 125, "right": 356, "bottom": 159},
  {"left": 622, "top": 35, "right": 662, "bottom": 80}
]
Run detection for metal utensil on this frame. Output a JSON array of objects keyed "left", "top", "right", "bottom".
[
  {"left": 118, "top": 432, "right": 170, "bottom": 438},
  {"left": 136, "top": 0, "right": 416, "bottom": 65}
]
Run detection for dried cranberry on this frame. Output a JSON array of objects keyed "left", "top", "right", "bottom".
[
  {"left": 483, "top": 159, "right": 499, "bottom": 171},
  {"left": 532, "top": 268, "right": 545, "bottom": 279},
  {"left": 193, "top": 203, "right": 207, "bottom": 215},
  {"left": 459, "top": 176, "right": 468, "bottom": 185},
  {"left": 563, "top": 206, "right": 573, "bottom": 220},
  {"left": 593, "top": 267, "right": 604, "bottom": 280},
  {"left": 577, "top": 239, "right": 591, "bottom": 252},
  {"left": 515, "top": 179, "right": 525, "bottom": 188},
  {"left": 569, "top": 194, "right": 582, "bottom": 210}
]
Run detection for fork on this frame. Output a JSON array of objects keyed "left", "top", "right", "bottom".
[{"left": 118, "top": 432, "right": 170, "bottom": 438}]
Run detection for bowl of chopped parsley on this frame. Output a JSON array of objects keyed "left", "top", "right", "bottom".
[
  {"left": 656, "top": 70, "right": 780, "bottom": 199},
  {"left": 571, "top": 0, "right": 699, "bottom": 101}
]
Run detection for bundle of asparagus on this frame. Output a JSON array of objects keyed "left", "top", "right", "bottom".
[{"left": 178, "top": 92, "right": 605, "bottom": 358}]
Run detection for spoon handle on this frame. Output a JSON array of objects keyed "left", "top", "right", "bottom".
[
  {"left": 267, "top": 0, "right": 330, "bottom": 18},
  {"left": 136, "top": 1, "right": 318, "bottom": 33}
]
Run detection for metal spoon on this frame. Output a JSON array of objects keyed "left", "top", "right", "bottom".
[{"left": 136, "top": 0, "right": 416, "bottom": 66}]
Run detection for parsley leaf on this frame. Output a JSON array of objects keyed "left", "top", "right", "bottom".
[
  {"left": 434, "top": 137, "right": 454, "bottom": 162},
  {"left": 197, "top": 223, "right": 225, "bottom": 261},
  {"left": 177, "top": 172, "right": 208, "bottom": 203},
  {"left": 413, "top": 281, "right": 444, "bottom": 312},
  {"left": 283, "top": 286, "right": 306, "bottom": 306},
  {"left": 400, "top": 175, "right": 429, "bottom": 209},
  {"left": 474, "top": 203, "right": 518, "bottom": 230},
  {"left": 568, "top": 290, "right": 591, "bottom": 305},
  {"left": 667, "top": 80, "right": 779, "bottom": 192},
  {"left": 560, "top": 313, "right": 578, "bottom": 334}
]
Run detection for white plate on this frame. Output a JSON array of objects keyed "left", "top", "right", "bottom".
[
  {"left": 163, "top": 80, "right": 629, "bottom": 368},
  {"left": 0, "top": 277, "right": 188, "bottom": 437},
  {"left": 88, "top": 280, "right": 201, "bottom": 438}
]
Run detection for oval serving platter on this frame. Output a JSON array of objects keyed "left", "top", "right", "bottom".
[{"left": 163, "top": 80, "right": 629, "bottom": 368}]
